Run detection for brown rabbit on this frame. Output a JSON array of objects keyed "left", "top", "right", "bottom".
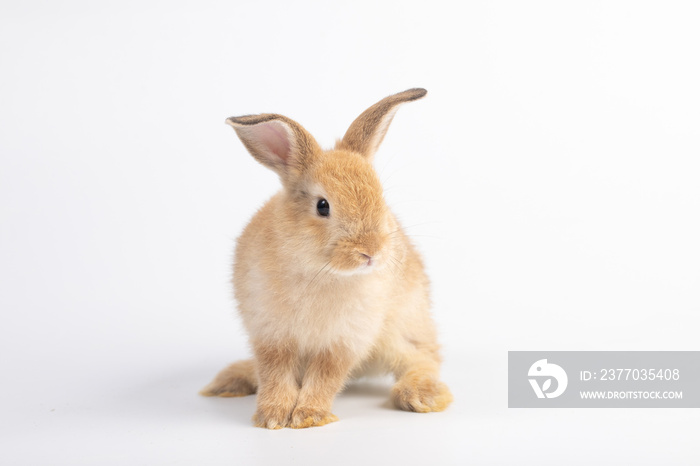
[{"left": 201, "top": 88, "right": 452, "bottom": 429}]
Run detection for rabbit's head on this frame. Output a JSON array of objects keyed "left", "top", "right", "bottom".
[{"left": 227, "top": 88, "right": 426, "bottom": 275}]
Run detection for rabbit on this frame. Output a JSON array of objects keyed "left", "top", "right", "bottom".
[{"left": 200, "top": 88, "right": 452, "bottom": 429}]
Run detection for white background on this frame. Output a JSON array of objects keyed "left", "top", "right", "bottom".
[{"left": 1, "top": 1, "right": 699, "bottom": 464}]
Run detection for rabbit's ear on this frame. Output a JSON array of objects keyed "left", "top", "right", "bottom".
[
  {"left": 226, "top": 114, "right": 321, "bottom": 180},
  {"left": 337, "top": 88, "right": 427, "bottom": 159}
]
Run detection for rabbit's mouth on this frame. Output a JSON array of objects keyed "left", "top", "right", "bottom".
[
  {"left": 325, "top": 235, "right": 387, "bottom": 274},
  {"left": 328, "top": 262, "right": 377, "bottom": 277},
  {"left": 352, "top": 251, "right": 380, "bottom": 274},
  {"left": 326, "top": 248, "right": 387, "bottom": 276}
]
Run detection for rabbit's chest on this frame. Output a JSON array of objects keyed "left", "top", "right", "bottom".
[{"left": 246, "top": 273, "right": 387, "bottom": 354}]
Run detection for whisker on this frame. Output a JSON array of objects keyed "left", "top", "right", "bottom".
[
  {"left": 389, "top": 254, "right": 403, "bottom": 265},
  {"left": 387, "top": 254, "right": 407, "bottom": 281},
  {"left": 401, "top": 234, "right": 443, "bottom": 240},
  {"left": 386, "top": 260, "right": 399, "bottom": 281},
  {"left": 304, "top": 260, "right": 332, "bottom": 292},
  {"left": 399, "top": 221, "right": 441, "bottom": 230},
  {"left": 380, "top": 170, "right": 400, "bottom": 188},
  {"left": 386, "top": 221, "right": 441, "bottom": 237}
]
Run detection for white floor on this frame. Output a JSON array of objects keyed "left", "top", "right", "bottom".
[{"left": 3, "top": 341, "right": 699, "bottom": 465}]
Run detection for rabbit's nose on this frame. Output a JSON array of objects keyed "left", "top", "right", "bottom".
[{"left": 359, "top": 252, "right": 373, "bottom": 266}]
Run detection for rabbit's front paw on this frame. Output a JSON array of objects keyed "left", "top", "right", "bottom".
[
  {"left": 289, "top": 406, "right": 338, "bottom": 429},
  {"left": 392, "top": 373, "right": 453, "bottom": 413},
  {"left": 252, "top": 403, "right": 294, "bottom": 430}
]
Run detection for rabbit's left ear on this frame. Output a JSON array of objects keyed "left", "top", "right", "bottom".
[
  {"left": 226, "top": 113, "right": 321, "bottom": 183},
  {"left": 336, "top": 88, "right": 427, "bottom": 160}
]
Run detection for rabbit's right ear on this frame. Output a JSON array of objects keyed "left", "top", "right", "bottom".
[
  {"left": 226, "top": 114, "right": 321, "bottom": 181},
  {"left": 337, "top": 88, "right": 427, "bottom": 160}
]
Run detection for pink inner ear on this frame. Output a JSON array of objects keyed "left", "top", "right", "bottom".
[{"left": 251, "top": 120, "right": 291, "bottom": 163}]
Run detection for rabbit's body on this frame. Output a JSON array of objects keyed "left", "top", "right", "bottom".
[
  {"left": 236, "top": 191, "right": 435, "bottom": 369},
  {"left": 202, "top": 89, "right": 452, "bottom": 429}
]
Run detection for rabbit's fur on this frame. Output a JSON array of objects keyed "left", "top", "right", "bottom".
[{"left": 201, "top": 89, "right": 452, "bottom": 429}]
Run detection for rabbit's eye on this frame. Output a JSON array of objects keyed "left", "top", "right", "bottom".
[{"left": 316, "top": 198, "right": 330, "bottom": 217}]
